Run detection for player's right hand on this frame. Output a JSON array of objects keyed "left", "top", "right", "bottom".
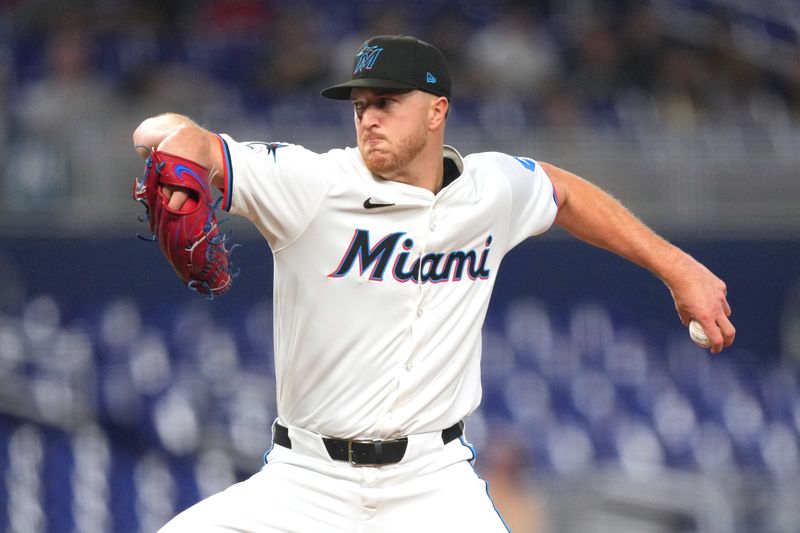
[{"left": 666, "top": 255, "right": 735, "bottom": 353}]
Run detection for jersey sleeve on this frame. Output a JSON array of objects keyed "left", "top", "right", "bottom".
[
  {"left": 216, "top": 133, "right": 330, "bottom": 250},
  {"left": 491, "top": 152, "right": 560, "bottom": 250}
]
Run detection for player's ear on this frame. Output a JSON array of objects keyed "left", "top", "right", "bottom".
[{"left": 429, "top": 96, "right": 448, "bottom": 129}]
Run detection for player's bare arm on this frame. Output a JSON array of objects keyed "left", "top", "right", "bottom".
[
  {"left": 543, "top": 162, "right": 735, "bottom": 353},
  {"left": 133, "top": 113, "right": 193, "bottom": 158}
]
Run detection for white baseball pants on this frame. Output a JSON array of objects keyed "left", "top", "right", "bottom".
[{"left": 158, "top": 421, "right": 510, "bottom": 532}]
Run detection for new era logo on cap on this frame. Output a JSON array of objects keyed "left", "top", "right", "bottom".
[{"left": 321, "top": 35, "right": 451, "bottom": 100}]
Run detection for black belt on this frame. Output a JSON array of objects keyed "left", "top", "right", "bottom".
[{"left": 273, "top": 421, "right": 464, "bottom": 466}]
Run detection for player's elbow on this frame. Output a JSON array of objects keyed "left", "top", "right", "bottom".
[
  {"left": 157, "top": 123, "right": 217, "bottom": 167},
  {"left": 133, "top": 113, "right": 196, "bottom": 154},
  {"left": 133, "top": 113, "right": 220, "bottom": 177},
  {"left": 540, "top": 162, "right": 570, "bottom": 214}
]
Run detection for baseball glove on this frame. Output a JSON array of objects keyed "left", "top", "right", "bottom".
[{"left": 133, "top": 149, "right": 238, "bottom": 298}]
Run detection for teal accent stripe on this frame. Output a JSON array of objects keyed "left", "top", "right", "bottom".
[
  {"left": 458, "top": 437, "right": 511, "bottom": 532},
  {"left": 460, "top": 435, "right": 476, "bottom": 462},
  {"left": 217, "top": 134, "right": 234, "bottom": 211},
  {"left": 483, "top": 480, "right": 512, "bottom": 532},
  {"left": 263, "top": 442, "right": 275, "bottom": 465}
]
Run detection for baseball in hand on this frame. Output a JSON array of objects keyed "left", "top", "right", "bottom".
[{"left": 688, "top": 319, "right": 712, "bottom": 348}]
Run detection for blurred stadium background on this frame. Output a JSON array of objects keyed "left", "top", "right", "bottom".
[{"left": 1, "top": 0, "right": 800, "bottom": 531}]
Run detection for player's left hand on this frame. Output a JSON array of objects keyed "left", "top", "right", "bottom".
[
  {"left": 666, "top": 255, "right": 735, "bottom": 353},
  {"left": 133, "top": 149, "right": 238, "bottom": 298}
]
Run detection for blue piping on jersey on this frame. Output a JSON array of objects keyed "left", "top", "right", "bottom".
[
  {"left": 457, "top": 436, "right": 511, "bottom": 532},
  {"left": 217, "top": 134, "right": 234, "bottom": 211},
  {"left": 459, "top": 435, "right": 476, "bottom": 463},
  {"left": 263, "top": 442, "right": 275, "bottom": 465},
  {"left": 483, "top": 480, "right": 512, "bottom": 532}
]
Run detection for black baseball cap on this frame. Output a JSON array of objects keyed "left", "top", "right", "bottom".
[{"left": 321, "top": 35, "right": 451, "bottom": 100}]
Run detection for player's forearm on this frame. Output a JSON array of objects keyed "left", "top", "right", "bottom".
[
  {"left": 547, "top": 163, "right": 733, "bottom": 350},
  {"left": 132, "top": 113, "right": 196, "bottom": 159},
  {"left": 547, "top": 163, "right": 691, "bottom": 286}
]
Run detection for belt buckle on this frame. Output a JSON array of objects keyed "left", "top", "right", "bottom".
[{"left": 347, "top": 439, "right": 377, "bottom": 467}]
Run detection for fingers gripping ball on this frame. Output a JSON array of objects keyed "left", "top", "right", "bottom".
[
  {"left": 133, "top": 149, "right": 239, "bottom": 297},
  {"left": 688, "top": 319, "right": 712, "bottom": 348}
]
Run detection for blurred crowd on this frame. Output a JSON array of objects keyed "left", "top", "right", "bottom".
[
  {"left": 1, "top": 0, "right": 799, "bottom": 210},
  {"left": 2, "top": 288, "right": 799, "bottom": 531},
  {"left": 2, "top": 0, "right": 800, "bottom": 134}
]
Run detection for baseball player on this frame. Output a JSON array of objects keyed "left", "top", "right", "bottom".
[{"left": 133, "top": 35, "right": 735, "bottom": 532}]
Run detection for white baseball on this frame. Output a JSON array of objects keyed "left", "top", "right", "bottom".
[{"left": 689, "top": 319, "right": 712, "bottom": 348}]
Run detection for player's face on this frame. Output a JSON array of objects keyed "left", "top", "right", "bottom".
[{"left": 351, "top": 88, "right": 432, "bottom": 179}]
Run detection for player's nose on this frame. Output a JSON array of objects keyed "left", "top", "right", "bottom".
[{"left": 358, "top": 106, "right": 381, "bottom": 128}]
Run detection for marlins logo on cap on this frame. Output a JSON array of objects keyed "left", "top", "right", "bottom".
[
  {"left": 354, "top": 45, "right": 384, "bottom": 74},
  {"left": 321, "top": 35, "right": 451, "bottom": 100}
]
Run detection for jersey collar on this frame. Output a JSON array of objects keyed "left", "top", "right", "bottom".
[{"left": 442, "top": 145, "right": 463, "bottom": 189}]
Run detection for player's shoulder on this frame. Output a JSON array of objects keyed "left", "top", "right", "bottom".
[
  {"left": 464, "top": 150, "right": 537, "bottom": 168},
  {"left": 326, "top": 146, "right": 362, "bottom": 162},
  {"left": 236, "top": 140, "right": 316, "bottom": 159},
  {"left": 324, "top": 146, "right": 372, "bottom": 175},
  {"left": 243, "top": 141, "right": 356, "bottom": 160},
  {"left": 226, "top": 138, "right": 355, "bottom": 168},
  {"left": 463, "top": 151, "right": 543, "bottom": 180}
]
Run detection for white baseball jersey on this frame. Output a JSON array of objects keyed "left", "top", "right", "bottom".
[{"left": 215, "top": 134, "right": 558, "bottom": 440}]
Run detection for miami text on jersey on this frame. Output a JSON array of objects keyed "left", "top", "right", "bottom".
[{"left": 328, "top": 229, "right": 493, "bottom": 283}]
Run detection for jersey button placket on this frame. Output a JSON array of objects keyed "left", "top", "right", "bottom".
[
  {"left": 405, "top": 252, "right": 424, "bottom": 372},
  {"left": 417, "top": 201, "right": 437, "bottom": 318},
  {"left": 405, "top": 203, "right": 433, "bottom": 372}
]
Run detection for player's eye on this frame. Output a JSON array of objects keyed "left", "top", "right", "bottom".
[{"left": 352, "top": 96, "right": 397, "bottom": 119}]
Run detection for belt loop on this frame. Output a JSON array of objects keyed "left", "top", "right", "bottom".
[
  {"left": 441, "top": 420, "right": 464, "bottom": 445},
  {"left": 273, "top": 422, "right": 292, "bottom": 449},
  {"left": 374, "top": 440, "right": 383, "bottom": 464}
]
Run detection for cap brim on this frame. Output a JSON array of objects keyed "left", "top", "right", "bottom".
[{"left": 320, "top": 78, "right": 419, "bottom": 100}]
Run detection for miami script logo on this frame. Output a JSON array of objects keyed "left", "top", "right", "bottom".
[{"left": 329, "top": 229, "right": 492, "bottom": 283}]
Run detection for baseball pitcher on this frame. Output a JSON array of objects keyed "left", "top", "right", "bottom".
[{"left": 132, "top": 35, "right": 735, "bottom": 532}]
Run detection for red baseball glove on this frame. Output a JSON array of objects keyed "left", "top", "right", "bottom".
[{"left": 133, "top": 149, "right": 238, "bottom": 298}]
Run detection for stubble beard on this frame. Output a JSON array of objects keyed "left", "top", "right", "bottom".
[{"left": 360, "top": 123, "right": 428, "bottom": 178}]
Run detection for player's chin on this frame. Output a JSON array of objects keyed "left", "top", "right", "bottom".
[{"left": 364, "top": 151, "right": 397, "bottom": 175}]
